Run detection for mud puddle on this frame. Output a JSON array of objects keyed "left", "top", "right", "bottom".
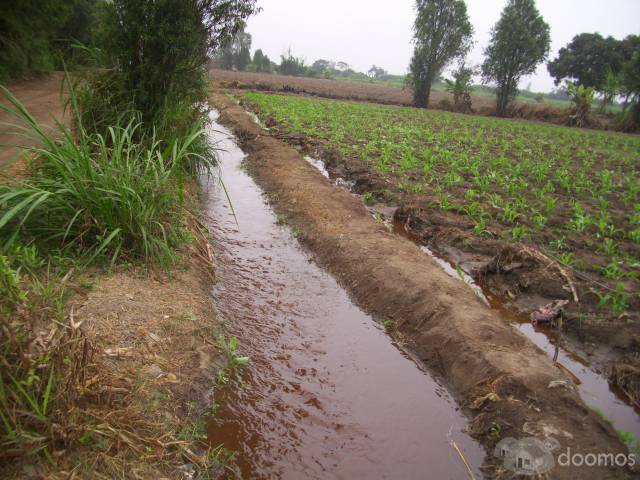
[{"left": 201, "top": 114, "right": 484, "bottom": 479}]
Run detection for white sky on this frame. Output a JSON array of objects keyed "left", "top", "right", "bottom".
[{"left": 246, "top": 0, "right": 640, "bottom": 92}]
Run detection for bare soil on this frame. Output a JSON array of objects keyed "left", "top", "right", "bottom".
[
  {"left": 0, "top": 72, "right": 67, "bottom": 179},
  {"left": 211, "top": 90, "right": 634, "bottom": 479}
]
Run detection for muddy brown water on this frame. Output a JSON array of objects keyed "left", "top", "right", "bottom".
[
  {"left": 302, "top": 151, "right": 640, "bottom": 442},
  {"left": 202, "top": 113, "right": 484, "bottom": 479}
]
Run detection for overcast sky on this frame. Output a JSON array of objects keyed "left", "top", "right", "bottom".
[{"left": 246, "top": 0, "right": 640, "bottom": 92}]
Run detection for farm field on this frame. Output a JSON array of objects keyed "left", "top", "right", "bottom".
[
  {"left": 211, "top": 68, "right": 574, "bottom": 121},
  {"left": 241, "top": 91, "right": 640, "bottom": 374}
]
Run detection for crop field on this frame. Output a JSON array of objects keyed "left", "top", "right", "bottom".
[{"left": 242, "top": 91, "right": 640, "bottom": 318}]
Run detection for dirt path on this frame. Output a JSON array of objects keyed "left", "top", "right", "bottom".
[
  {"left": 210, "top": 91, "right": 633, "bottom": 479},
  {"left": 0, "top": 73, "right": 66, "bottom": 179}
]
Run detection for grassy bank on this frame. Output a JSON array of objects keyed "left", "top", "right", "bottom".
[{"left": 0, "top": 76, "right": 247, "bottom": 477}]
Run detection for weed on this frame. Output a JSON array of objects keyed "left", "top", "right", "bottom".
[{"left": 363, "top": 192, "right": 374, "bottom": 205}]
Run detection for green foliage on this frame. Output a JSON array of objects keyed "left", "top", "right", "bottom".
[
  {"left": 242, "top": 91, "right": 640, "bottom": 317},
  {"left": 0, "top": 255, "right": 23, "bottom": 313},
  {"left": 252, "top": 49, "right": 272, "bottom": 73},
  {"left": 0, "top": 0, "right": 105, "bottom": 81},
  {"left": 482, "top": 0, "right": 550, "bottom": 116},
  {"left": 408, "top": 0, "right": 473, "bottom": 108},
  {"left": 444, "top": 64, "right": 474, "bottom": 112},
  {"left": 547, "top": 33, "right": 627, "bottom": 91},
  {"left": 217, "top": 24, "right": 253, "bottom": 71},
  {"left": 367, "top": 65, "right": 388, "bottom": 80},
  {"left": 100, "top": 0, "right": 258, "bottom": 124},
  {"left": 0, "top": 85, "right": 214, "bottom": 266},
  {"left": 599, "top": 68, "right": 621, "bottom": 113},
  {"left": 565, "top": 82, "right": 596, "bottom": 127},
  {"left": 279, "top": 49, "right": 307, "bottom": 76}
]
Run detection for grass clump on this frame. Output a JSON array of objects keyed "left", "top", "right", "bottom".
[{"left": 0, "top": 84, "right": 215, "bottom": 266}]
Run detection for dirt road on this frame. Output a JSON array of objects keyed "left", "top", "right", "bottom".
[
  {"left": 211, "top": 91, "right": 632, "bottom": 479},
  {"left": 0, "top": 73, "right": 67, "bottom": 179}
]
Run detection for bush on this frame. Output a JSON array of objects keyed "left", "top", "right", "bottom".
[
  {"left": 566, "top": 81, "right": 596, "bottom": 127},
  {"left": 0, "top": 84, "right": 215, "bottom": 266}
]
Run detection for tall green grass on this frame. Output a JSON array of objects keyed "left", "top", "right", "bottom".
[
  {"left": 0, "top": 73, "right": 217, "bottom": 463},
  {"left": 0, "top": 83, "right": 215, "bottom": 266}
]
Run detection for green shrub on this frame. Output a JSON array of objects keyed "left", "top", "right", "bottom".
[{"left": 0, "top": 85, "right": 214, "bottom": 266}]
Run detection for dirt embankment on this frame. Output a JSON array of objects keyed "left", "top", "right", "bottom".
[{"left": 210, "top": 91, "right": 632, "bottom": 479}]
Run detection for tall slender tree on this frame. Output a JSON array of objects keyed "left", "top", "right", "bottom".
[
  {"left": 408, "top": 0, "right": 473, "bottom": 108},
  {"left": 481, "top": 0, "right": 550, "bottom": 116}
]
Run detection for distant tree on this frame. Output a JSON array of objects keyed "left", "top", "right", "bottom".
[
  {"left": 599, "top": 68, "right": 621, "bottom": 112},
  {"left": 408, "top": 0, "right": 473, "bottom": 108},
  {"left": 336, "top": 61, "right": 350, "bottom": 72},
  {"left": 367, "top": 65, "right": 388, "bottom": 80},
  {"left": 216, "top": 23, "right": 252, "bottom": 70},
  {"left": 547, "top": 33, "right": 625, "bottom": 91},
  {"left": 482, "top": 0, "right": 550, "bottom": 116},
  {"left": 237, "top": 45, "right": 251, "bottom": 70},
  {"left": 251, "top": 49, "right": 271, "bottom": 73},
  {"left": 619, "top": 39, "right": 640, "bottom": 130},
  {"left": 261, "top": 54, "right": 272, "bottom": 73},
  {"left": 279, "top": 49, "right": 306, "bottom": 76},
  {"left": 310, "top": 59, "right": 335, "bottom": 76}
]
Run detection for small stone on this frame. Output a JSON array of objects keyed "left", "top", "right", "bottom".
[{"left": 143, "top": 364, "right": 164, "bottom": 378}]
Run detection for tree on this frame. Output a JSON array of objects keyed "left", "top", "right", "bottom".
[
  {"left": 619, "top": 41, "right": 640, "bottom": 130},
  {"left": 547, "top": 33, "right": 625, "bottom": 90},
  {"left": 0, "top": 0, "right": 105, "bottom": 81},
  {"left": 237, "top": 45, "right": 251, "bottom": 70},
  {"left": 482, "top": 0, "right": 550, "bottom": 116},
  {"left": 279, "top": 49, "right": 306, "bottom": 76},
  {"left": 102, "top": 0, "right": 258, "bottom": 123},
  {"left": 252, "top": 48, "right": 271, "bottom": 72},
  {"left": 599, "top": 68, "right": 621, "bottom": 113},
  {"left": 367, "top": 65, "right": 388, "bottom": 80},
  {"left": 408, "top": 0, "right": 473, "bottom": 108},
  {"left": 217, "top": 25, "right": 252, "bottom": 70},
  {"left": 310, "top": 59, "right": 335, "bottom": 76},
  {"left": 253, "top": 49, "right": 264, "bottom": 68}
]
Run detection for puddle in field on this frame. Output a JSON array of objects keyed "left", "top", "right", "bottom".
[
  {"left": 392, "top": 218, "right": 640, "bottom": 442},
  {"left": 202, "top": 112, "right": 484, "bottom": 479}
]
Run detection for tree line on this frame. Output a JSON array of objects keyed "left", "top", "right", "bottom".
[
  {"left": 213, "top": 26, "right": 409, "bottom": 83},
  {"left": 409, "top": 0, "right": 639, "bottom": 129}
]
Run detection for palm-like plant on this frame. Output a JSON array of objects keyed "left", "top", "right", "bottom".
[
  {"left": 445, "top": 65, "right": 474, "bottom": 113},
  {"left": 566, "top": 81, "right": 596, "bottom": 127}
]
